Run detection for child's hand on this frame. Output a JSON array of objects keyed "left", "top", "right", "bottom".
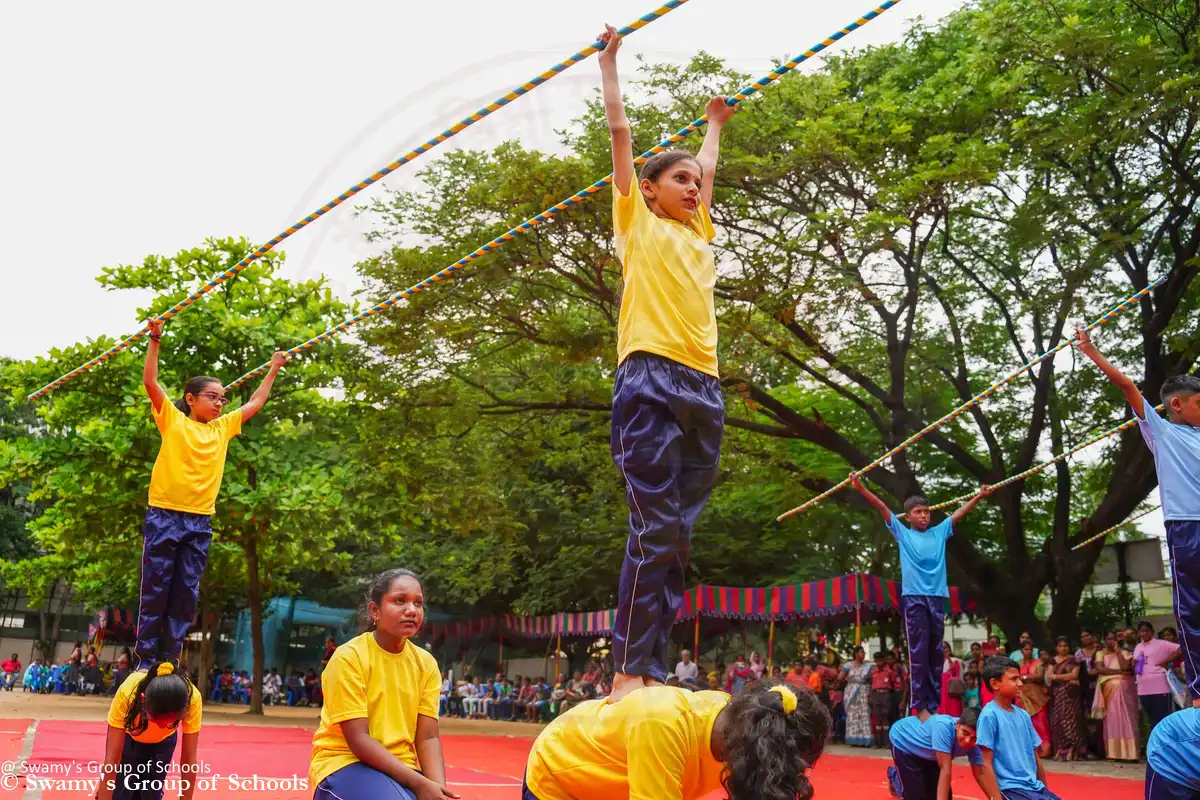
[
  {"left": 147, "top": 318, "right": 164, "bottom": 338},
  {"left": 597, "top": 24, "right": 622, "bottom": 66},
  {"left": 705, "top": 96, "right": 739, "bottom": 126},
  {"left": 270, "top": 351, "right": 288, "bottom": 369},
  {"left": 979, "top": 484, "right": 994, "bottom": 497},
  {"left": 848, "top": 471, "right": 862, "bottom": 491},
  {"left": 1073, "top": 326, "right": 1096, "bottom": 353}
]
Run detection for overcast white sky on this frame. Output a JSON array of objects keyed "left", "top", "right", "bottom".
[{"left": 0, "top": 0, "right": 1164, "bottom": 540}]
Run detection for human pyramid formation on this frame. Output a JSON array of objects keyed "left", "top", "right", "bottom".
[{"left": 74, "top": 16, "right": 1200, "bottom": 800}]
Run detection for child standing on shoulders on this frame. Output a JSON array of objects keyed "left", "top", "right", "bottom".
[
  {"left": 1075, "top": 326, "right": 1200, "bottom": 707},
  {"left": 139, "top": 317, "right": 286, "bottom": 668},
  {"left": 851, "top": 473, "right": 992, "bottom": 720},
  {"left": 598, "top": 23, "right": 739, "bottom": 702},
  {"left": 309, "top": 569, "right": 458, "bottom": 800},
  {"left": 887, "top": 709, "right": 987, "bottom": 800},
  {"left": 977, "top": 656, "right": 1061, "bottom": 800},
  {"left": 96, "top": 662, "right": 202, "bottom": 800}
]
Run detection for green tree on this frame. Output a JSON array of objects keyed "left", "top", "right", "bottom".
[
  {"left": 353, "top": 0, "right": 1200, "bottom": 644},
  {"left": 3, "top": 238, "right": 363, "bottom": 712}
]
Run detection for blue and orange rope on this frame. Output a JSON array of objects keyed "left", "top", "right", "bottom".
[
  {"left": 1070, "top": 505, "right": 1159, "bottom": 552},
  {"left": 222, "top": 0, "right": 908, "bottom": 391},
  {"left": 776, "top": 276, "right": 1169, "bottom": 521},
  {"left": 27, "top": 0, "right": 694, "bottom": 402}
]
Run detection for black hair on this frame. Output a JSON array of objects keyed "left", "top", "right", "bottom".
[
  {"left": 903, "top": 495, "right": 931, "bottom": 512},
  {"left": 362, "top": 568, "right": 422, "bottom": 632},
  {"left": 1161, "top": 626, "right": 1177, "bottom": 636},
  {"left": 639, "top": 148, "right": 701, "bottom": 184},
  {"left": 958, "top": 706, "right": 980, "bottom": 730},
  {"left": 1137, "top": 620, "right": 1155, "bottom": 632},
  {"left": 721, "top": 682, "right": 830, "bottom": 800},
  {"left": 124, "top": 662, "right": 193, "bottom": 737},
  {"left": 981, "top": 655, "right": 1018, "bottom": 692},
  {"left": 1161, "top": 375, "right": 1200, "bottom": 406},
  {"left": 874, "top": 651, "right": 886, "bottom": 660},
  {"left": 174, "top": 376, "right": 223, "bottom": 416},
  {"left": 853, "top": 646, "right": 865, "bottom": 657},
  {"left": 1054, "top": 635, "right": 1070, "bottom": 646}
]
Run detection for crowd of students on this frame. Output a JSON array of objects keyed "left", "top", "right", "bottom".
[
  {"left": 439, "top": 664, "right": 615, "bottom": 724},
  {"left": 4, "top": 643, "right": 133, "bottom": 697},
  {"left": 204, "top": 665, "right": 325, "bottom": 707}
]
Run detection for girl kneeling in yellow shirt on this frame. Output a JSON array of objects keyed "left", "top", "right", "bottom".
[
  {"left": 96, "top": 662, "right": 202, "bottom": 800},
  {"left": 309, "top": 569, "right": 458, "bottom": 800},
  {"left": 137, "top": 317, "right": 286, "bottom": 668},
  {"left": 524, "top": 682, "right": 830, "bottom": 800}
]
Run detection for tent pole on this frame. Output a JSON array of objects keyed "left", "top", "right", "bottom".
[{"left": 767, "top": 618, "right": 775, "bottom": 670}]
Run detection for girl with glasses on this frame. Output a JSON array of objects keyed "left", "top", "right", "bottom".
[{"left": 137, "top": 316, "right": 286, "bottom": 668}]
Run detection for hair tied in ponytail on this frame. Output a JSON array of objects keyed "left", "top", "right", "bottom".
[
  {"left": 769, "top": 685, "right": 797, "bottom": 715},
  {"left": 156, "top": 663, "right": 174, "bottom": 677}
]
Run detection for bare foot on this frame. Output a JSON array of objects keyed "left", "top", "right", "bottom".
[
  {"left": 607, "top": 673, "right": 648, "bottom": 703},
  {"left": 1193, "top": 697, "right": 1200, "bottom": 709},
  {"left": 916, "top": 709, "right": 932, "bottom": 723}
]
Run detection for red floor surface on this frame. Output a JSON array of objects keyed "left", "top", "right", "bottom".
[
  {"left": 0, "top": 719, "right": 31, "bottom": 800},
  {"left": 5, "top": 720, "right": 1140, "bottom": 799}
]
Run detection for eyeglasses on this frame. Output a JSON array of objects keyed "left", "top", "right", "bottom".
[{"left": 197, "top": 391, "right": 229, "bottom": 406}]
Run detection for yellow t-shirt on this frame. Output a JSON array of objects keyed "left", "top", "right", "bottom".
[
  {"left": 148, "top": 397, "right": 242, "bottom": 516},
  {"left": 309, "top": 632, "right": 442, "bottom": 789},
  {"left": 107, "top": 670, "right": 203, "bottom": 744},
  {"left": 525, "top": 687, "right": 728, "bottom": 800},
  {"left": 613, "top": 174, "right": 719, "bottom": 378}
]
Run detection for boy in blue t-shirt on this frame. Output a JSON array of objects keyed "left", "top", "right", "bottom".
[
  {"left": 1077, "top": 327, "right": 1200, "bottom": 705},
  {"left": 851, "top": 473, "right": 991, "bottom": 720},
  {"left": 887, "top": 709, "right": 986, "bottom": 800},
  {"left": 977, "top": 656, "right": 1061, "bottom": 800},
  {"left": 1146, "top": 707, "right": 1200, "bottom": 799}
]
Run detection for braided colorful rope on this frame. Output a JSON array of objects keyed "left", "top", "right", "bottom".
[
  {"left": 1070, "top": 505, "right": 1159, "bottom": 552},
  {"left": 924, "top": 403, "right": 1166, "bottom": 513},
  {"left": 776, "top": 275, "right": 1168, "bottom": 521},
  {"left": 27, "top": 0, "right": 693, "bottom": 402},
  {"left": 222, "top": 0, "right": 906, "bottom": 391}
]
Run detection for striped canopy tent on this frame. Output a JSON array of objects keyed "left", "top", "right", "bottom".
[{"left": 426, "top": 574, "right": 974, "bottom": 641}]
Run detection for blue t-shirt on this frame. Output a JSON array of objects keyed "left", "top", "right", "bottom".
[
  {"left": 977, "top": 701, "right": 1044, "bottom": 792},
  {"left": 886, "top": 515, "right": 953, "bottom": 597},
  {"left": 1148, "top": 708, "right": 1200, "bottom": 790},
  {"left": 1134, "top": 398, "right": 1200, "bottom": 521},
  {"left": 889, "top": 714, "right": 983, "bottom": 765}
]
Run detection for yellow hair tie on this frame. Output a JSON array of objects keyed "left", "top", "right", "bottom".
[
  {"left": 156, "top": 663, "right": 174, "bottom": 677},
  {"left": 769, "top": 685, "right": 797, "bottom": 715}
]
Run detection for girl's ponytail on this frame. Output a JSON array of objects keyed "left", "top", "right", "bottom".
[
  {"left": 174, "top": 376, "right": 222, "bottom": 415},
  {"left": 124, "top": 661, "right": 193, "bottom": 736},
  {"left": 720, "top": 681, "right": 830, "bottom": 800}
]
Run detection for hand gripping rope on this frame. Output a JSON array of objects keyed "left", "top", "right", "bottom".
[
  {"left": 26, "top": 0, "right": 694, "bottom": 402},
  {"left": 221, "top": 0, "right": 907, "bottom": 391},
  {"left": 924, "top": 403, "right": 1166, "bottom": 513},
  {"left": 776, "top": 274, "right": 1169, "bottom": 521},
  {"left": 1070, "top": 505, "right": 1160, "bottom": 552}
]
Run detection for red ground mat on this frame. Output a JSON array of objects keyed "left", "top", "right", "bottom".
[
  {"left": 9, "top": 720, "right": 1140, "bottom": 799},
  {"left": 0, "top": 719, "right": 31, "bottom": 800}
]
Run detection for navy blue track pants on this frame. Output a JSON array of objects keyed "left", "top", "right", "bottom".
[{"left": 136, "top": 507, "right": 211, "bottom": 667}]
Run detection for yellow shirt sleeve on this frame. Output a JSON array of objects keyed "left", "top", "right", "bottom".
[
  {"left": 151, "top": 395, "right": 181, "bottom": 435},
  {"left": 181, "top": 684, "right": 203, "bottom": 734},
  {"left": 107, "top": 680, "right": 133, "bottom": 729},
  {"left": 323, "top": 647, "right": 369, "bottom": 726},
  {"left": 613, "top": 174, "right": 649, "bottom": 241},
  {"left": 626, "top": 717, "right": 687, "bottom": 800},
  {"left": 219, "top": 408, "right": 243, "bottom": 440},
  {"left": 692, "top": 199, "right": 716, "bottom": 243},
  {"left": 418, "top": 655, "right": 440, "bottom": 719}
]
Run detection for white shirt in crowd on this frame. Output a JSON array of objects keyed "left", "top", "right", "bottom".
[{"left": 675, "top": 660, "right": 699, "bottom": 681}]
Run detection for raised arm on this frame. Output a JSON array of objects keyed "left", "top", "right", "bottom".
[
  {"left": 1073, "top": 327, "right": 1144, "bottom": 417},
  {"left": 142, "top": 318, "right": 168, "bottom": 412},
  {"left": 849, "top": 472, "right": 894, "bottom": 524},
  {"left": 696, "top": 97, "right": 739, "bottom": 209},
  {"left": 598, "top": 24, "right": 636, "bottom": 196},
  {"left": 950, "top": 485, "right": 993, "bottom": 525},
  {"left": 236, "top": 352, "right": 287, "bottom": 424}
]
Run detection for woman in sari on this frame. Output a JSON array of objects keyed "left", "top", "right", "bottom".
[
  {"left": 1018, "top": 642, "right": 1052, "bottom": 757},
  {"left": 1049, "top": 636, "right": 1085, "bottom": 760},
  {"left": 939, "top": 641, "right": 964, "bottom": 717},
  {"left": 1091, "top": 630, "right": 1139, "bottom": 761},
  {"left": 841, "top": 647, "right": 873, "bottom": 747}
]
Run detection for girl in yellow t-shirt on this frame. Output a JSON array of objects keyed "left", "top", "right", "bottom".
[
  {"left": 96, "top": 662, "right": 203, "bottom": 800},
  {"left": 309, "top": 569, "right": 458, "bottom": 800},
  {"left": 524, "top": 682, "right": 830, "bottom": 800},
  {"left": 596, "top": 23, "right": 739, "bottom": 702},
  {"left": 136, "top": 317, "right": 286, "bottom": 668}
]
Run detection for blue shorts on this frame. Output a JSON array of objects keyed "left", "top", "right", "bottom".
[
  {"left": 522, "top": 778, "right": 539, "bottom": 800},
  {"left": 1146, "top": 763, "right": 1200, "bottom": 800},
  {"left": 999, "top": 789, "right": 1063, "bottom": 800},
  {"left": 313, "top": 763, "right": 418, "bottom": 800},
  {"left": 112, "top": 733, "right": 178, "bottom": 800}
]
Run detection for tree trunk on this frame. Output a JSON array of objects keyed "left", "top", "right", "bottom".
[{"left": 245, "top": 522, "right": 266, "bottom": 715}]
